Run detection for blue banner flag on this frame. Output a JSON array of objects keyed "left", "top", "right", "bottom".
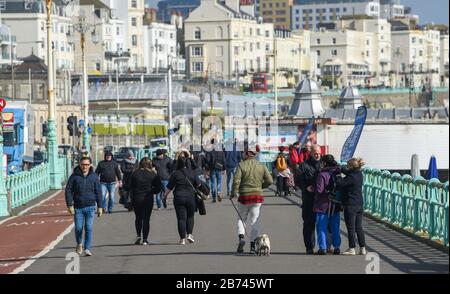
[
  {"left": 297, "top": 116, "right": 314, "bottom": 155},
  {"left": 340, "top": 106, "right": 367, "bottom": 162}
]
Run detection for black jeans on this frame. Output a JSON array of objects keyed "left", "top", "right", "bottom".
[
  {"left": 174, "top": 195, "right": 196, "bottom": 239},
  {"left": 133, "top": 196, "right": 154, "bottom": 241},
  {"left": 344, "top": 205, "right": 366, "bottom": 248},
  {"left": 301, "top": 194, "right": 316, "bottom": 251},
  {"left": 276, "top": 176, "right": 289, "bottom": 195}
]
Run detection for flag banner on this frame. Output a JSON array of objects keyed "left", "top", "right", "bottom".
[
  {"left": 298, "top": 116, "right": 315, "bottom": 151},
  {"left": 340, "top": 106, "right": 367, "bottom": 162}
]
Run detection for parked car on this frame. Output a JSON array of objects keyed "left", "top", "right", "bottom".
[{"left": 114, "top": 147, "right": 140, "bottom": 163}]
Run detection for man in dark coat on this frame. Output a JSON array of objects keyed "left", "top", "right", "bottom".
[
  {"left": 153, "top": 149, "right": 173, "bottom": 209},
  {"left": 65, "top": 157, "right": 102, "bottom": 256},
  {"left": 95, "top": 151, "right": 122, "bottom": 213},
  {"left": 296, "top": 144, "right": 322, "bottom": 254}
]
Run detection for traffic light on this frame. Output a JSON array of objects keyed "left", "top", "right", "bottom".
[
  {"left": 42, "top": 122, "right": 48, "bottom": 137},
  {"left": 67, "top": 116, "right": 77, "bottom": 136}
]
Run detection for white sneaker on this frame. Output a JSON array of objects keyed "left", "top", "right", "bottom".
[
  {"left": 359, "top": 247, "right": 367, "bottom": 255},
  {"left": 179, "top": 238, "right": 186, "bottom": 245},
  {"left": 342, "top": 248, "right": 356, "bottom": 256},
  {"left": 187, "top": 234, "right": 195, "bottom": 244},
  {"left": 76, "top": 244, "right": 83, "bottom": 255},
  {"left": 84, "top": 249, "right": 92, "bottom": 256}
]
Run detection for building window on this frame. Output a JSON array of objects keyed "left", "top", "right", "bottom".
[
  {"left": 419, "top": 50, "right": 423, "bottom": 57},
  {"left": 316, "top": 38, "right": 320, "bottom": 44},
  {"left": 192, "top": 62, "right": 203, "bottom": 72},
  {"left": 317, "top": 50, "right": 320, "bottom": 56},
  {"left": 170, "top": 33, "right": 174, "bottom": 39},
  {"left": 132, "top": 17, "right": 137, "bottom": 26},
  {"left": 256, "top": 42, "right": 260, "bottom": 50},
  {"left": 332, "top": 38, "right": 336, "bottom": 44},
  {"left": 216, "top": 26, "right": 223, "bottom": 39},
  {"left": 234, "top": 46, "right": 239, "bottom": 55},
  {"left": 131, "top": 0, "right": 137, "bottom": 8},
  {"left": 343, "top": 7, "right": 347, "bottom": 12},
  {"left": 265, "top": 30, "right": 270, "bottom": 37},
  {"left": 332, "top": 49, "right": 337, "bottom": 56},
  {"left": 381, "top": 48, "right": 384, "bottom": 54},
  {"left": 132, "top": 35, "right": 137, "bottom": 46},
  {"left": 192, "top": 47, "right": 203, "bottom": 57},
  {"left": 366, "top": 51, "right": 369, "bottom": 57},
  {"left": 216, "top": 46, "right": 223, "bottom": 57},
  {"left": 116, "top": 27, "right": 120, "bottom": 35},
  {"left": 194, "top": 28, "right": 201, "bottom": 40},
  {"left": 265, "top": 43, "right": 270, "bottom": 51}
]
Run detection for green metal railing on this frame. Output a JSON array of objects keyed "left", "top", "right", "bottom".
[
  {"left": 260, "top": 151, "right": 448, "bottom": 246},
  {"left": 4, "top": 155, "right": 71, "bottom": 211},
  {"left": 363, "top": 168, "right": 449, "bottom": 247}
]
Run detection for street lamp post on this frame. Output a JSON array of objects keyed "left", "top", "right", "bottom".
[
  {"left": 73, "top": 12, "right": 100, "bottom": 155},
  {"left": 167, "top": 54, "right": 173, "bottom": 154},
  {"left": 45, "top": 0, "right": 73, "bottom": 189}
]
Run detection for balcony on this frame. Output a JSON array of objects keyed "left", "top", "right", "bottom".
[{"left": 105, "top": 51, "right": 131, "bottom": 59}]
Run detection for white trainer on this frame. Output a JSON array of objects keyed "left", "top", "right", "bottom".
[
  {"left": 84, "top": 249, "right": 93, "bottom": 257},
  {"left": 187, "top": 234, "right": 195, "bottom": 244},
  {"left": 342, "top": 248, "right": 356, "bottom": 256},
  {"left": 359, "top": 247, "right": 367, "bottom": 255},
  {"left": 179, "top": 238, "right": 186, "bottom": 245}
]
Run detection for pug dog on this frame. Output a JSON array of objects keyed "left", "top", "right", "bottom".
[{"left": 255, "top": 234, "right": 271, "bottom": 256}]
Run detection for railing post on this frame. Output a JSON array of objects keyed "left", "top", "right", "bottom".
[
  {"left": 444, "top": 182, "right": 449, "bottom": 247},
  {"left": 0, "top": 115, "right": 9, "bottom": 216}
]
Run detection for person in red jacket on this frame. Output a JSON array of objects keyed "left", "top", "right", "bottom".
[
  {"left": 299, "top": 141, "right": 312, "bottom": 163},
  {"left": 289, "top": 142, "right": 301, "bottom": 169}
]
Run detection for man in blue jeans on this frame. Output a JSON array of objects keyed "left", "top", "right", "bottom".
[
  {"left": 66, "top": 157, "right": 103, "bottom": 256},
  {"left": 224, "top": 139, "right": 242, "bottom": 198},
  {"left": 95, "top": 151, "right": 122, "bottom": 213},
  {"left": 153, "top": 149, "right": 173, "bottom": 210},
  {"left": 206, "top": 140, "right": 226, "bottom": 202}
]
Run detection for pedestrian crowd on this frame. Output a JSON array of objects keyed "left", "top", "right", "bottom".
[{"left": 65, "top": 139, "right": 367, "bottom": 257}]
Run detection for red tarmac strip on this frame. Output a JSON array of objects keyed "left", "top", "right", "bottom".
[{"left": 0, "top": 191, "right": 73, "bottom": 274}]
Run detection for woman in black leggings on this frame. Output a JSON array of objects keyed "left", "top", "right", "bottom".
[
  {"left": 130, "top": 157, "right": 162, "bottom": 245},
  {"left": 164, "top": 153, "right": 202, "bottom": 245},
  {"left": 336, "top": 157, "right": 367, "bottom": 256}
]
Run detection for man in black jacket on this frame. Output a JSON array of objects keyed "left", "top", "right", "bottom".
[
  {"left": 205, "top": 140, "right": 226, "bottom": 202},
  {"left": 66, "top": 157, "right": 102, "bottom": 256},
  {"left": 153, "top": 149, "right": 173, "bottom": 210},
  {"left": 296, "top": 144, "right": 322, "bottom": 254},
  {"left": 95, "top": 151, "right": 122, "bottom": 213}
]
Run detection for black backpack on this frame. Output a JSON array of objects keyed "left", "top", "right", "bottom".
[{"left": 325, "top": 172, "right": 342, "bottom": 204}]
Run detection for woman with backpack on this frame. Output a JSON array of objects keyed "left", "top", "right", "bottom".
[
  {"left": 130, "top": 157, "right": 162, "bottom": 245},
  {"left": 273, "top": 146, "right": 290, "bottom": 197},
  {"left": 313, "top": 154, "right": 342, "bottom": 255},
  {"left": 336, "top": 158, "right": 367, "bottom": 256},
  {"left": 163, "top": 155, "right": 204, "bottom": 245}
]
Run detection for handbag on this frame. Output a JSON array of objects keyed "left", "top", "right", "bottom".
[{"left": 182, "top": 170, "right": 209, "bottom": 201}]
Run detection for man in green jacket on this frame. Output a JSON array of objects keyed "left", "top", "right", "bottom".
[{"left": 231, "top": 145, "right": 273, "bottom": 254}]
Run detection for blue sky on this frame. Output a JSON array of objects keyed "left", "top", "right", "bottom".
[
  {"left": 402, "top": 0, "right": 449, "bottom": 25},
  {"left": 146, "top": 0, "right": 449, "bottom": 25}
]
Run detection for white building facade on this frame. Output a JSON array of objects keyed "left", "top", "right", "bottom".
[
  {"left": 101, "top": 0, "right": 146, "bottom": 71},
  {"left": 1, "top": 1, "right": 74, "bottom": 70},
  {"left": 143, "top": 21, "right": 185, "bottom": 74},
  {"left": 292, "top": 0, "right": 381, "bottom": 30},
  {"left": 0, "top": 23, "right": 17, "bottom": 68},
  {"left": 391, "top": 29, "right": 441, "bottom": 88},
  {"left": 440, "top": 33, "right": 449, "bottom": 87}
]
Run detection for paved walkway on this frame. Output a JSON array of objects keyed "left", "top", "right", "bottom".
[{"left": 1, "top": 188, "right": 447, "bottom": 274}]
